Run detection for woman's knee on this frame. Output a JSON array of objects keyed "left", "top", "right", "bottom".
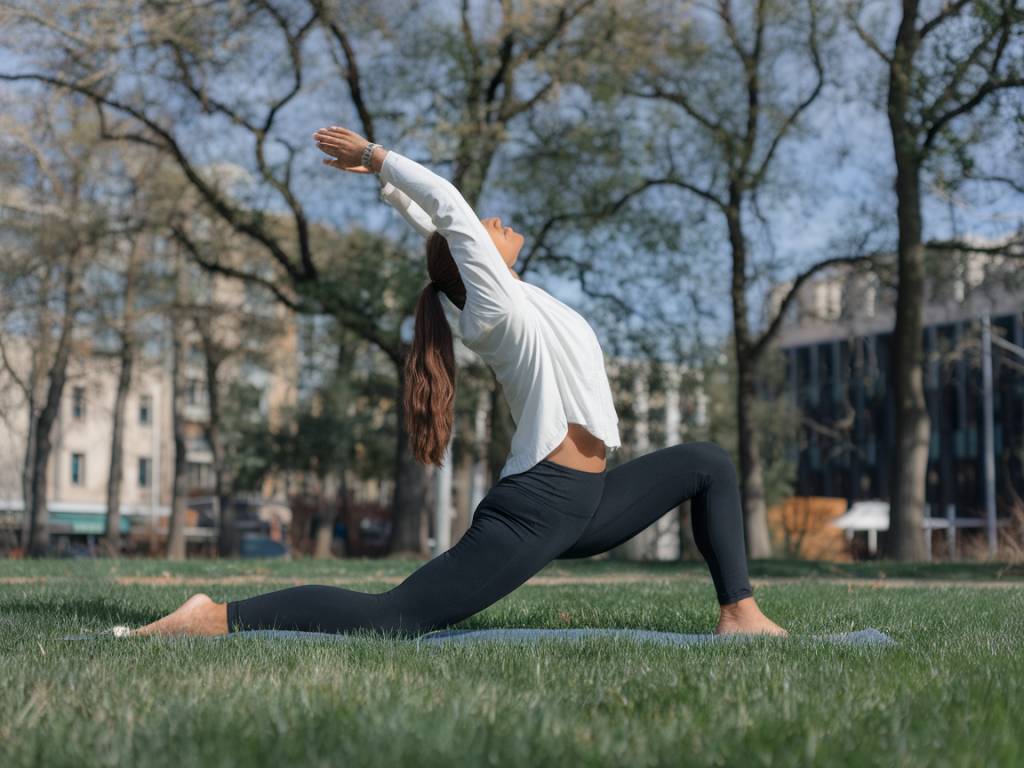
[
  {"left": 374, "top": 587, "right": 464, "bottom": 636},
  {"left": 692, "top": 441, "right": 738, "bottom": 481}
]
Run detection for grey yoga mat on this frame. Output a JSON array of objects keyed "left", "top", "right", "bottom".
[{"left": 61, "top": 626, "right": 897, "bottom": 646}]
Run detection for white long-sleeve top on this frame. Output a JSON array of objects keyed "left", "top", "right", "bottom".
[{"left": 378, "top": 149, "right": 620, "bottom": 480}]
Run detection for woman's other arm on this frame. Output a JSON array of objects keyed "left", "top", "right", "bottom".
[
  {"left": 378, "top": 179, "right": 437, "bottom": 239},
  {"left": 375, "top": 149, "right": 523, "bottom": 327}
]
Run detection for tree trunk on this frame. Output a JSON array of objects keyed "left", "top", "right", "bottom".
[
  {"left": 389, "top": 363, "right": 431, "bottom": 555},
  {"left": 166, "top": 295, "right": 188, "bottom": 561},
  {"left": 103, "top": 336, "right": 133, "bottom": 557},
  {"left": 882, "top": 5, "right": 928, "bottom": 561},
  {"left": 735, "top": 358, "right": 772, "bottom": 557},
  {"left": 202, "top": 342, "right": 236, "bottom": 558},
  {"left": 25, "top": 266, "right": 77, "bottom": 557},
  {"left": 338, "top": 466, "right": 349, "bottom": 557},
  {"left": 726, "top": 198, "right": 772, "bottom": 558},
  {"left": 313, "top": 492, "right": 335, "bottom": 559},
  {"left": 19, "top": 390, "right": 37, "bottom": 553},
  {"left": 487, "top": 378, "right": 514, "bottom": 492},
  {"left": 20, "top": 282, "right": 47, "bottom": 552},
  {"left": 104, "top": 249, "right": 140, "bottom": 557}
]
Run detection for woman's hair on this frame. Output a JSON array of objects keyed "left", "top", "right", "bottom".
[{"left": 403, "top": 231, "right": 468, "bottom": 468}]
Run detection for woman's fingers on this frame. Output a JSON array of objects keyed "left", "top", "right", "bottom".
[
  {"left": 312, "top": 137, "right": 344, "bottom": 153},
  {"left": 315, "top": 141, "right": 342, "bottom": 156},
  {"left": 315, "top": 127, "right": 354, "bottom": 142},
  {"left": 314, "top": 136, "right": 345, "bottom": 150}
]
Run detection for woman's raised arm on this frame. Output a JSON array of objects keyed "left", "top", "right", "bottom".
[{"left": 313, "top": 126, "right": 525, "bottom": 330}]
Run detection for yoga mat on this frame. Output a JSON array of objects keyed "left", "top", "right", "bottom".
[{"left": 62, "top": 626, "right": 897, "bottom": 646}]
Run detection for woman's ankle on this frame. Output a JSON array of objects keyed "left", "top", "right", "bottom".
[{"left": 719, "top": 595, "right": 758, "bottom": 616}]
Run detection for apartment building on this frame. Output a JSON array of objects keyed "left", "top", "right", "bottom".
[{"left": 0, "top": 268, "right": 300, "bottom": 550}]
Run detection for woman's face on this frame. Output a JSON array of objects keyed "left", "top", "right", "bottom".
[{"left": 481, "top": 217, "right": 525, "bottom": 270}]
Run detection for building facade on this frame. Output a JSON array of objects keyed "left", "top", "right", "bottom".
[
  {"left": 0, "top": 268, "right": 301, "bottom": 549},
  {"left": 769, "top": 240, "right": 1023, "bottom": 520}
]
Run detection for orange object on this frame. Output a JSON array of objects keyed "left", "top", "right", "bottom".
[{"left": 767, "top": 496, "right": 852, "bottom": 561}]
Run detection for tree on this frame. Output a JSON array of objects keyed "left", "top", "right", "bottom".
[
  {"left": 191, "top": 289, "right": 290, "bottom": 556},
  {"left": 585, "top": 0, "right": 875, "bottom": 556},
  {"left": 96, "top": 153, "right": 169, "bottom": 555},
  {"left": 0, "top": 97, "right": 114, "bottom": 556},
  {"left": 166, "top": 257, "right": 190, "bottom": 561},
  {"left": 100, "top": 233, "right": 141, "bottom": 556},
  {"left": 847, "top": 0, "right": 1024, "bottom": 559}
]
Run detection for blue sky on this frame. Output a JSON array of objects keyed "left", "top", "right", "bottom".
[{"left": 2, "top": 11, "right": 1021, "bottom": 362}]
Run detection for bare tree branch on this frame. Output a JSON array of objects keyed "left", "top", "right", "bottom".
[
  {"left": 312, "top": 0, "right": 377, "bottom": 141},
  {"left": 748, "top": 0, "right": 824, "bottom": 189},
  {"left": 961, "top": 172, "right": 1024, "bottom": 194},
  {"left": 918, "top": 0, "right": 973, "bottom": 39},
  {"left": 625, "top": 83, "right": 731, "bottom": 141},
  {"left": 751, "top": 252, "right": 879, "bottom": 360},
  {"left": 519, "top": 176, "right": 670, "bottom": 273},
  {"left": 845, "top": 4, "right": 892, "bottom": 64},
  {"left": 0, "top": 334, "right": 30, "bottom": 397},
  {"left": 169, "top": 224, "right": 301, "bottom": 311},
  {"left": 921, "top": 1, "right": 1022, "bottom": 152},
  {"left": 0, "top": 71, "right": 311, "bottom": 282},
  {"left": 925, "top": 235, "right": 1024, "bottom": 257}
]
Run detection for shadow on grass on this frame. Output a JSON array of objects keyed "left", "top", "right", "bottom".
[{"left": 2, "top": 594, "right": 156, "bottom": 627}]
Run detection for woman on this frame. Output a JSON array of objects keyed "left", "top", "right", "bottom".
[{"left": 132, "top": 126, "right": 786, "bottom": 638}]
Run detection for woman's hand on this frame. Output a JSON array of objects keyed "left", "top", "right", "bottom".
[{"left": 313, "top": 126, "right": 371, "bottom": 173}]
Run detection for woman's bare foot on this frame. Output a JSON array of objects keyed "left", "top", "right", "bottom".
[
  {"left": 131, "top": 593, "right": 229, "bottom": 637},
  {"left": 714, "top": 596, "right": 788, "bottom": 637}
]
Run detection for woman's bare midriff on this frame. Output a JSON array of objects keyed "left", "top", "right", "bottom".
[{"left": 542, "top": 423, "right": 607, "bottom": 474}]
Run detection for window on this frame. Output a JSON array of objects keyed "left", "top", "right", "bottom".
[
  {"left": 186, "top": 461, "right": 214, "bottom": 489},
  {"left": 72, "top": 386, "right": 86, "bottom": 420},
  {"left": 138, "top": 457, "right": 152, "bottom": 488},
  {"left": 70, "top": 452, "right": 85, "bottom": 485},
  {"left": 186, "top": 378, "right": 206, "bottom": 406},
  {"left": 139, "top": 394, "right": 152, "bottom": 425},
  {"left": 187, "top": 342, "right": 204, "bottom": 365}
]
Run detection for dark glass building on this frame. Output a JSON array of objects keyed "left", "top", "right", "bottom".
[{"left": 777, "top": 288, "right": 1023, "bottom": 520}]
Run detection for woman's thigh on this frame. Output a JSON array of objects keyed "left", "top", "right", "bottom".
[
  {"left": 557, "top": 441, "right": 733, "bottom": 559},
  {"left": 382, "top": 463, "right": 605, "bottom": 632}
]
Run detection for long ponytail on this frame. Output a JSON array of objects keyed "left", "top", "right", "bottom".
[{"left": 403, "top": 232, "right": 466, "bottom": 468}]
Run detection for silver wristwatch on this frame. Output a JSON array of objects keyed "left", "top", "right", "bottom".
[{"left": 361, "top": 142, "right": 380, "bottom": 170}]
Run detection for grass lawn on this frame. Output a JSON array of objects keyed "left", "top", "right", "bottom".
[{"left": 2, "top": 557, "right": 1022, "bottom": 767}]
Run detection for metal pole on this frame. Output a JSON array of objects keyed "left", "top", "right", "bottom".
[
  {"left": 980, "top": 314, "right": 997, "bottom": 557},
  {"left": 946, "top": 502, "right": 956, "bottom": 561}
]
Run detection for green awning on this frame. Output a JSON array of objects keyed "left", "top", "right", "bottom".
[{"left": 50, "top": 511, "right": 132, "bottom": 535}]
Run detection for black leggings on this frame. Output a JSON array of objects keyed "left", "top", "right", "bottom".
[{"left": 226, "top": 441, "right": 754, "bottom": 636}]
